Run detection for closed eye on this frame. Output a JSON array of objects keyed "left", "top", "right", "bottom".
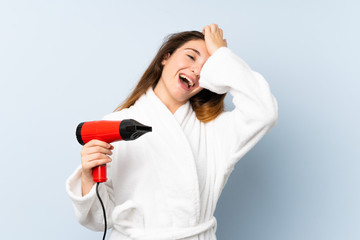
[{"left": 187, "top": 55, "right": 195, "bottom": 60}]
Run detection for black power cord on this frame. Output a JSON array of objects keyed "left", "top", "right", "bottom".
[{"left": 96, "top": 182, "right": 107, "bottom": 240}]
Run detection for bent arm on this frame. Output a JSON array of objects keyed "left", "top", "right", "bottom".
[
  {"left": 200, "top": 47, "right": 278, "bottom": 169},
  {"left": 66, "top": 165, "right": 115, "bottom": 231}
]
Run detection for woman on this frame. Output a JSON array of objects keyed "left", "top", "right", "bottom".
[{"left": 66, "top": 24, "right": 278, "bottom": 240}]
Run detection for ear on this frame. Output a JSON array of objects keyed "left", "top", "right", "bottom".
[{"left": 161, "top": 53, "right": 171, "bottom": 65}]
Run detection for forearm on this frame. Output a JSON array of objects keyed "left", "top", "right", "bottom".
[
  {"left": 81, "top": 171, "right": 95, "bottom": 196},
  {"left": 201, "top": 47, "right": 278, "bottom": 167}
]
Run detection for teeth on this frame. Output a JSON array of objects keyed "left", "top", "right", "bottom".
[{"left": 180, "top": 74, "right": 194, "bottom": 87}]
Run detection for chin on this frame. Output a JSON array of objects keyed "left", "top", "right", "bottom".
[{"left": 190, "top": 87, "right": 203, "bottom": 97}]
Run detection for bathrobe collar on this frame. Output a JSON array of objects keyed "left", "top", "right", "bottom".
[
  {"left": 133, "top": 88, "right": 201, "bottom": 226},
  {"left": 173, "top": 99, "right": 191, "bottom": 126}
]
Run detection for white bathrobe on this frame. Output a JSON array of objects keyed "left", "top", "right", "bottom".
[{"left": 66, "top": 47, "right": 278, "bottom": 240}]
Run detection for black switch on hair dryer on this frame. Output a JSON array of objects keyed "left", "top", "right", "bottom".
[{"left": 76, "top": 119, "right": 152, "bottom": 182}]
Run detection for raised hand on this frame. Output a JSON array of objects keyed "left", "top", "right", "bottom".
[{"left": 202, "top": 24, "right": 227, "bottom": 55}]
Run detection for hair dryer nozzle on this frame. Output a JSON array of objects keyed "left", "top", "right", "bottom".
[{"left": 120, "top": 119, "right": 152, "bottom": 140}]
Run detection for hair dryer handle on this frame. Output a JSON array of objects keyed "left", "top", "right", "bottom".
[{"left": 93, "top": 165, "right": 107, "bottom": 183}]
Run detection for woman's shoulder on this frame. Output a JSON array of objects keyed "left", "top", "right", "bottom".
[
  {"left": 102, "top": 93, "right": 149, "bottom": 121},
  {"left": 102, "top": 108, "right": 133, "bottom": 121}
]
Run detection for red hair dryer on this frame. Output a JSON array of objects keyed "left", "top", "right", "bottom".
[{"left": 76, "top": 119, "right": 152, "bottom": 182}]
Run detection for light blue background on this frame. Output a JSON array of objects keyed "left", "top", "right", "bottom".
[{"left": 0, "top": 0, "right": 359, "bottom": 239}]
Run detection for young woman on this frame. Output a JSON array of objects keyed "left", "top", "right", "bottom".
[{"left": 66, "top": 24, "right": 278, "bottom": 240}]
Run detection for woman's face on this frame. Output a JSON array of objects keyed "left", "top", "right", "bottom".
[{"left": 154, "top": 39, "right": 210, "bottom": 113}]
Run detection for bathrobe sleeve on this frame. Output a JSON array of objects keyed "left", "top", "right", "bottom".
[
  {"left": 66, "top": 165, "right": 115, "bottom": 231},
  {"left": 199, "top": 47, "right": 278, "bottom": 170},
  {"left": 65, "top": 113, "right": 121, "bottom": 231}
]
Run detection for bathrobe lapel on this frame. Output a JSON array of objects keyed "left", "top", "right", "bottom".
[{"left": 133, "top": 88, "right": 201, "bottom": 227}]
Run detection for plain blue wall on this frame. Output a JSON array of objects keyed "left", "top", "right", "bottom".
[{"left": 1, "top": 0, "right": 359, "bottom": 239}]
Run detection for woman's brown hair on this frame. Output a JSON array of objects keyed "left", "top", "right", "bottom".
[{"left": 114, "top": 31, "right": 226, "bottom": 123}]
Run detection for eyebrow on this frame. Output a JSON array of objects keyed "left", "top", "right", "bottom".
[{"left": 184, "top": 48, "right": 201, "bottom": 56}]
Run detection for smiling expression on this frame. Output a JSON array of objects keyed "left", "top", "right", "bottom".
[{"left": 154, "top": 39, "right": 210, "bottom": 113}]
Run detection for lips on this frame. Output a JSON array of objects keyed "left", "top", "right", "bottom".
[{"left": 179, "top": 73, "right": 197, "bottom": 91}]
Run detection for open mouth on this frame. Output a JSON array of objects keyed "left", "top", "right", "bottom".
[{"left": 179, "top": 74, "right": 194, "bottom": 89}]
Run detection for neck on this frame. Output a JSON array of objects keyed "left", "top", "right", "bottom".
[
  {"left": 153, "top": 91, "right": 182, "bottom": 114},
  {"left": 153, "top": 82, "right": 184, "bottom": 114}
]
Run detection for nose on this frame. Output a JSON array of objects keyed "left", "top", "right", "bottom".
[{"left": 191, "top": 63, "right": 202, "bottom": 79}]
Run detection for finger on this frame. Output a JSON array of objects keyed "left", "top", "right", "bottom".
[
  {"left": 84, "top": 139, "right": 112, "bottom": 149},
  {"left": 219, "top": 28, "right": 223, "bottom": 38},
  {"left": 202, "top": 25, "right": 210, "bottom": 35},
  {"left": 224, "top": 39, "right": 228, "bottom": 47},
  {"left": 81, "top": 145, "right": 112, "bottom": 158},
  {"left": 85, "top": 158, "right": 112, "bottom": 169},
  {"left": 83, "top": 145, "right": 113, "bottom": 156},
  {"left": 82, "top": 154, "right": 112, "bottom": 169},
  {"left": 210, "top": 23, "right": 218, "bottom": 32},
  {"left": 83, "top": 159, "right": 111, "bottom": 170},
  {"left": 84, "top": 152, "right": 112, "bottom": 162}
]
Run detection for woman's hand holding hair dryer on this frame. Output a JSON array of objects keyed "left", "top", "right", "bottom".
[{"left": 80, "top": 139, "right": 114, "bottom": 196}]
